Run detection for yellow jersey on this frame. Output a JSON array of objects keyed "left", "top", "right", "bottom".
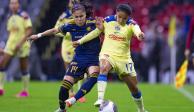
[
  {"left": 5, "top": 11, "right": 32, "bottom": 57},
  {"left": 54, "top": 11, "right": 74, "bottom": 63},
  {"left": 7, "top": 11, "right": 32, "bottom": 45},
  {"left": 79, "top": 15, "right": 142, "bottom": 60}
]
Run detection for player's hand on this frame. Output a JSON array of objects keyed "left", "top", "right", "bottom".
[
  {"left": 184, "top": 49, "right": 190, "bottom": 59},
  {"left": 95, "top": 17, "right": 104, "bottom": 31},
  {"left": 72, "top": 41, "right": 80, "bottom": 48},
  {"left": 28, "top": 34, "right": 39, "bottom": 44},
  {"left": 138, "top": 32, "right": 145, "bottom": 41},
  {"left": 28, "top": 34, "right": 39, "bottom": 41},
  {"left": 14, "top": 44, "right": 22, "bottom": 53}
]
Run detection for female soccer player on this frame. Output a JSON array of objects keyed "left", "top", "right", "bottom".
[
  {"left": 29, "top": 3, "right": 100, "bottom": 112},
  {"left": 54, "top": 0, "right": 87, "bottom": 103},
  {"left": 72, "top": 3, "right": 147, "bottom": 112},
  {"left": 0, "top": 0, "right": 32, "bottom": 97}
]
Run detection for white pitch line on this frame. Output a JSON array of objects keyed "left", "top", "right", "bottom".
[{"left": 175, "top": 87, "right": 194, "bottom": 102}]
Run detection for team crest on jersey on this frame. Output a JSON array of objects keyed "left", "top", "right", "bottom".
[
  {"left": 87, "top": 27, "right": 91, "bottom": 31},
  {"left": 115, "top": 26, "right": 120, "bottom": 31}
]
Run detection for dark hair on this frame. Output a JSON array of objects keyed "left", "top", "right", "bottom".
[
  {"left": 71, "top": 0, "right": 79, "bottom": 4},
  {"left": 72, "top": 3, "right": 85, "bottom": 13},
  {"left": 81, "top": 1, "right": 93, "bottom": 18},
  {"left": 116, "top": 3, "right": 132, "bottom": 16}
]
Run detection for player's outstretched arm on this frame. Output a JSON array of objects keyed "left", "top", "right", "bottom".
[
  {"left": 29, "top": 28, "right": 60, "bottom": 41},
  {"left": 73, "top": 17, "right": 104, "bottom": 47},
  {"left": 132, "top": 24, "right": 144, "bottom": 41},
  {"left": 73, "top": 28, "right": 102, "bottom": 48}
]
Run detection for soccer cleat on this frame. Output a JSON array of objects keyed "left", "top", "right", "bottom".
[
  {"left": 78, "top": 97, "right": 86, "bottom": 103},
  {"left": 54, "top": 108, "right": 66, "bottom": 112},
  {"left": 16, "top": 90, "right": 29, "bottom": 98},
  {"left": 65, "top": 97, "right": 76, "bottom": 107},
  {"left": 0, "top": 89, "right": 4, "bottom": 96},
  {"left": 94, "top": 99, "right": 103, "bottom": 107}
]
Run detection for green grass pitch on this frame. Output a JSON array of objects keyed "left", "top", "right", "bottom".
[{"left": 0, "top": 82, "right": 194, "bottom": 112}]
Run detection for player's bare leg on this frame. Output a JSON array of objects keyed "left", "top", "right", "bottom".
[
  {"left": 16, "top": 57, "right": 30, "bottom": 98},
  {"left": 122, "top": 75, "right": 147, "bottom": 112},
  {"left": 94, "top": 59, "right": 112, "bottom": 107},
  {"left": 66, "top": 66, "right": 99, "bottom": 107},
  {"left": 0, "top": 53, "right": 12, "bottom": 96}
]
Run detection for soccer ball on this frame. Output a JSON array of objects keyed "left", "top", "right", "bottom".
[{"left": 99, "top": 100, "right": 118, "bottom": 112}]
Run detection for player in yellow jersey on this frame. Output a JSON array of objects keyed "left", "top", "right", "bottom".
[
  {"left": 0, "top": 0, "right": 32, "bottom": 97},
  {"left": 73, "top": 4, "right": 147, "bottom": 112}
]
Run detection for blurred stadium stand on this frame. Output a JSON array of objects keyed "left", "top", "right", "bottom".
[{"left": 0, "top": 0, "right": 194, "bottom": 83}]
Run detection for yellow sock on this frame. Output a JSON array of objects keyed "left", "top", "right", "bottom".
[
  {"left": 22, "top": 74, "right": 30, "bottom": 91},
  {"left": 0, "top": 72, "right": 5, "bottom": 89}
]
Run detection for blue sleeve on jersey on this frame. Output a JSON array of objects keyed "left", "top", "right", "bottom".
[
  {"left": 64, "top": 10, "right": 71, "bottom": 18},
  {"left": 59, "top": 23, "right": 71, "bottom": 34},
  {"left": 127, "top": 18, "right": 138, "bottom": 25},
  {"left": 104, "top": 15, "right": 116, "bottom": 22},
  {"left": 104, "top": 15, "right": 138, "bottom": 25}
]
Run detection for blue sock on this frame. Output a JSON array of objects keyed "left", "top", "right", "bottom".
[
  {"left": 98, "top": 74, "right": 107, "bottom": 81},
  {"left": 74, "top": 76, "right": 97, "bottom": 100},
  {"left": 132, "top": 91, "right": 142, "bottom": 99}
]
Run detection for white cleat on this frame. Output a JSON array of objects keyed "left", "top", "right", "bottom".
[
  {"left": 54, "top": 108, "right": 66, "bottom": 112},
  {"left": 94, "top": 99, "right": 103, "bottom": 107},
  {"left": 65, "top": 97, "right": 76, "bottom": 107}
]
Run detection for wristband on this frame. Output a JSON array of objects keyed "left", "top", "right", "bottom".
[{"left": 37, "top": 33, "right": 42, "bottom": 38}]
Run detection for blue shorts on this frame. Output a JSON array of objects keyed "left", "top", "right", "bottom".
[{"left": 65, "top": 60, "right": 99, "bottom": 80}]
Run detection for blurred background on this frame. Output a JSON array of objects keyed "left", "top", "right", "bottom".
[{"left": 0, "top": 0, "right": 194, "bottom": 84}]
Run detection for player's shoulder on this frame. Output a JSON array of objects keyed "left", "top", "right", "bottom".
[
  {"left": 59, "top": 9, "right": 73, "bottom": 20},
  {"left": 66, "top": 19, "right": 76, "bottom": 25},
  {"left": 18, "top": 10, "right": 30, "bottom": 19},
  {"left": 86, "top": 17, "right": 96, "bottom": 24},
  {"left": 104, "top": 15, "right": 116, "bottom": 22},
  {"left": 127, "top": 18, "right": 137, "bottom": 25},
  {"left": 61, "top": 19, "right": 76, "bottom": 28},
  {"left": 64, "top": 9, "right": 72, "bottom": 18}
]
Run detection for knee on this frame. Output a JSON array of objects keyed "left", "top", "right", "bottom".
[{"left": 100, "top": 65, "right": 109, "bottom": 74}]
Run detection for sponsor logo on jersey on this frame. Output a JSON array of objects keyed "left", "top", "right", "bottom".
[
  {"left": 108, "top": 34, "right": 125, "bottom": 41},
  {"left": 87, "top": 27, "right": 91, "bottom": 31}
]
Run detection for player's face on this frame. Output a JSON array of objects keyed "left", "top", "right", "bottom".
[
  {"left": 116, "top": 11, "right": 129, "bottom": 25},
  {"left": 73, "top": 10, "right": 86, "bottom": 26},
  {"left": 9, "top": 0, "right": 20, "bottom": 13}
]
